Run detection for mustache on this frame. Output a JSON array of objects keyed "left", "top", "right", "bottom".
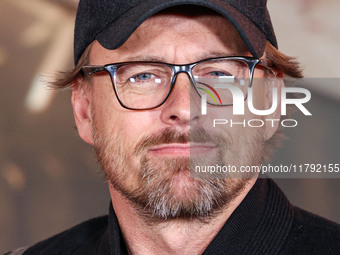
[{"left": 134, "top": 127, "right": 230, "bottom": 155}]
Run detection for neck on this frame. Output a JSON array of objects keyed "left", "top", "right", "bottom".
[{"left": 109, "top": 178, "right": 256, "bottom": 255}]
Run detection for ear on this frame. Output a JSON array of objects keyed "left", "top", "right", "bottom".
[
  {"left": 71, "top": 79, "right": 94, "bottom": 145},
  {"left": 264, "top": 70, "right": 284, "bottom": 140}
]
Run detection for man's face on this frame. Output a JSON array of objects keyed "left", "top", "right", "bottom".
[{"left": 73, "top": 12, "right": 276, "bottom": 221}]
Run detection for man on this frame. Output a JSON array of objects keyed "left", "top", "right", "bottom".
[{"left": 6, "top": 0, "right": 340, "bottom": 254}]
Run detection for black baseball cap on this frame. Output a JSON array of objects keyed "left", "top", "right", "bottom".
[{"left": 74, "top": 0, "right": 277, "bottom": 65}]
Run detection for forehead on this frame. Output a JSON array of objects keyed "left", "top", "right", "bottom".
[{"left": 90, "top": 11, "right": 249, "bottom": 64}]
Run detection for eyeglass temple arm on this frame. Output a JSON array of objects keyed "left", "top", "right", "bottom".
[
  {"left": 82, "top": 65, "right": 106, "bottom": 75},
  {"left": 257, "top": 58, "right": 281, "bottom": 76}
]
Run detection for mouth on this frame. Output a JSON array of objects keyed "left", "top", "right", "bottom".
[{"left": 148, "top": 143, "right": 216, "bottom": 156}]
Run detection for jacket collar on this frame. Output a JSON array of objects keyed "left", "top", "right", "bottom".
[{"left": 104, "top": 178, "right": 294, "bottom": 255}]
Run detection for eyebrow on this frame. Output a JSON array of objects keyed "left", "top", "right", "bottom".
[{"left": 123, "top": 52, "right": 240, "bottom": 64}]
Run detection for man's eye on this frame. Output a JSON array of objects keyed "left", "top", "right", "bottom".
[
  {"left": 134, "top": 73, "right": 153, "bottom": 81},
  {"left": 209, "top": 71, "right": 231, "bottom": 77}
]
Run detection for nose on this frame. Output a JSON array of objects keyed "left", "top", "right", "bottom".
[{"left": 160, "top": 73, "right": 201, "bottom": 129}]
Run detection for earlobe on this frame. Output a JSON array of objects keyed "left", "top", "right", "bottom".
[
  {"left": 71, "top": 82, "right": 94, "bottom": 145},
  {"left": 264, "top": 74, "right": 284, "bottom": 140}
]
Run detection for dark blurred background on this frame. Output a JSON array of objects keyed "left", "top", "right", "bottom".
[{"left": 1, "top": 0, "right": 339, "bottom": 253}]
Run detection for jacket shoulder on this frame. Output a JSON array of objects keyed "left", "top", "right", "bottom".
[
  {"left": 280, "top": 207, "right": 340, "bottom": 255},
  {"left": 7, "top": 216, "right": 109, "bottom": 255}
]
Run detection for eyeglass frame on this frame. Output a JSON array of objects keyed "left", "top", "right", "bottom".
[{"left": 81, "top": 56, "right": 273, "bottom": 110}]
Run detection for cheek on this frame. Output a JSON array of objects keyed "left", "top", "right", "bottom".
[
  {"left": 249, "top": 79, "right": 267, "bottom": 111},
  {"left": 200, "top": 105, "right": 247, "bottom": 141},
  {"left": 91, "top": 78, "right": 118, "bottom": 132},
  {"left": 116, "top": 113, "right": 158, "bottom": 138},
  {"left": 91, "top": 85, "right": 161, "bottom": 143},
  {"left": 202, "top": 100, "right": 267, "bottom": 142}
]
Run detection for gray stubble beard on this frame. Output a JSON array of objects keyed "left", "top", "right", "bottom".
[{"left": 93, "top": 124, "right": 264, "bottom": 223}]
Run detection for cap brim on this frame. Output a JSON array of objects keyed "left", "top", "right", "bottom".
[{"left": 96, "top": 0, "right": 266, "bottom": 58}]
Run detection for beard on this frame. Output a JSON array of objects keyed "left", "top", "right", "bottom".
[{"left": 93, "top": 123, "right": 265, "bottom": 223}]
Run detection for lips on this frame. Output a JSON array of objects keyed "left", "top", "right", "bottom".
[{"left": 148, "top": 143, "right": 216, "bottom": 156}]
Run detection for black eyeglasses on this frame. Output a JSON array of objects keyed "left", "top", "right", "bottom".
[{"left": 82, "top": 56, "right": 271, "bottom": 110}]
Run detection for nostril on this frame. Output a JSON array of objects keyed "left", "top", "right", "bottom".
[{"left": 170, "top": 115, "right": 177, "bottom": 120}]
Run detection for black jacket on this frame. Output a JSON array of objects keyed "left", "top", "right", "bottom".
[{"left": 6, "top": 179, "right": 340, "bottom": 255}]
